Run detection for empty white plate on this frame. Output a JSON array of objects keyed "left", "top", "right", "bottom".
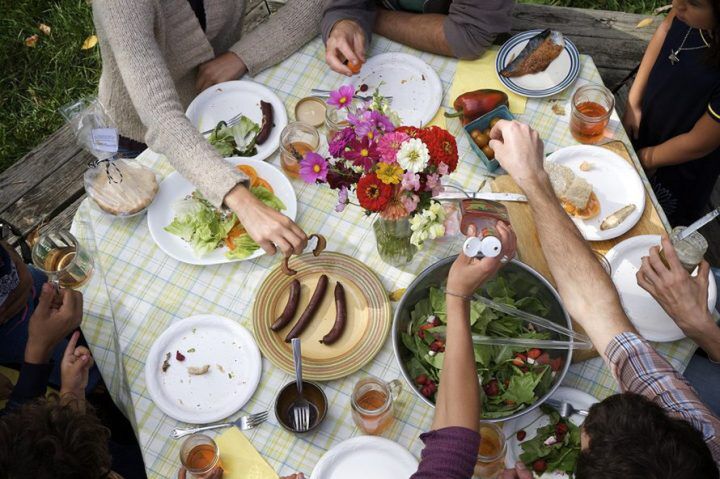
[
  {"left": 606, "top": 235, "right": 717, "bottom": 342},
  {"left": 144, "top": 314, "right": 262, "bottom": 424},
  {"left": 312, "top": 436, "right": 419, "bottom": 479}
]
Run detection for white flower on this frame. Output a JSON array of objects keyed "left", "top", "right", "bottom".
[
  {"left": 409, "top": 201, "right": 446, "bottom": 247},
  {"left": 396, "top": 138, "right": 430, "bottom": 173},
  {"left": 544, "top": 436, "right": 558, "bottom": 446}
]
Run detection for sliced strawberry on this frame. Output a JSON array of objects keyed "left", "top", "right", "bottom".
[
  {"left": 483, "top": 379, "right": 500, "bottom": 397},
  {"left": 175, "top": 351, "right": 186, "bottom": 362},
  {"left": 415, "top": 374, "right": 428, "bottom": 385},
  {"left": 555, "top": 422, "right": 569, "bottom": 435},
  {"left": 527, "top": 348, "right": 542, "bottom": 360},
  {"left": 532, "top": 459, "right": 547, "bottom": 474},
  {"left": 550, "top": 357, "right": 564, "bottom": 372},
  {"left": 536, "top": 352, "right": 551, "bottom": 365}
]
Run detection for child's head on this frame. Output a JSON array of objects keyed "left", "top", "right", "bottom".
[{"left": 673, "top": 0, "right": 718, "bottom": 30}]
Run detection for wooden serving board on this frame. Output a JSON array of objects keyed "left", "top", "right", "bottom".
[{"left": 491, "top": 141, "right": 667, "bottom": 361}]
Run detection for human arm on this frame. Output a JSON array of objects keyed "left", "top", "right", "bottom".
[
  {"left": 322, "top": 0, "right": 375, "bottom": 75},
  {"left": 623, "top": 11, "right": 674, "bottom": 139},
  {"left": 488, "top": 121, "right": 634, "bottom": 358},
  {"left": 637, "top": 237, "right": 720, "bottom": 362},
  {"left": 228, "top": 0, "right": 324, "bottom": 76},
  {"left": 59, "top": 331, "right": 94, "bottom": 412},
  {"left": 638, "top": 113, "right": 720, "bottom": 169}
]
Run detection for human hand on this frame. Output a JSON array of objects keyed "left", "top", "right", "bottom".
[
  {"left": 447, "top": 222, "right": 517, "bottom": 297},
  {"left": 0, "top": 372, "right": 12, "bottom": 400},
  {"left": 622, "top": 100, "right": 642, "bottom": 140},
  {"left": 489, "top": 121, "right": 547, "bottom": 192},
  {"left": 224, "top": 185, "right": 308, "bottom": 256},
  {"left": 326, "top": 19, "right": 366, "bottom": 76},
  {"left": 178, "top": 466, "right": 223, "bottom": 479},
  {"left": 636, "top": 237, "right": 713, "bottom": 337},
  {"left": 501, "top": 462, "right": 533, "bottom": 479},
  {"left": 25, "top": 283, "right": 83, "bottom": 364},
  {"left": 60, "top": 331, "right": 94, "bottom": 399},
  {"left": 638, "top": 146, "right": 656, "bottom": 171},
  {"left": 281, "top": 474, "right": 305, "bottom": 479},
  {"left": 196, "top": 52, "right": 247, "bottom": 93}
]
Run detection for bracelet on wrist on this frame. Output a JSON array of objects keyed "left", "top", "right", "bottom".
[{"left": 444, "top": 289, "right": 472, "bottom": 301}]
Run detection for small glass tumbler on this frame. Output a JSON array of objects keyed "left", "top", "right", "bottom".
[
  {"left": 350, "top": 376, "right": 403, "bottom": 435},
  {"left": 279, "top": 122, "right": 320, "bottom": 179},
  {"left": 474, "top": 422, "right": 507, "bottom": 479},
  {"left": 660, "top": 226, "right": 709, "bottom": 273},
  {"left": 179, "top": 434, "right": 221, "bottom": 478},
  {"left": 570, "top": 83, "right": 614, "bottom": 144},
  {"left": 31, "top": 230, "right": 94, "bottom": 289},
  {"left": 325, "top": 99, "right": 363, "bottom": 143}
]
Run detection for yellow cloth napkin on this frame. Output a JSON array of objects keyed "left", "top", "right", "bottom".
[
  {"left": 449, "top": 47, "right": 527, "bottom": 115},
  {"left": 215, "top": 427, "right": 278, "bottom": 479},
  {"left": 426, "top": 107, "right": 447, "bottom": 129}
]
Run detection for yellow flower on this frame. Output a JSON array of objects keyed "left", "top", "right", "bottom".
[{"left": 376, "top": 162, "right": 403, "bottom": 185}]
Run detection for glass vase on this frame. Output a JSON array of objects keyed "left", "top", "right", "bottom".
[{"left": 373, "top": 217, "right": 417, "bottom": 266}]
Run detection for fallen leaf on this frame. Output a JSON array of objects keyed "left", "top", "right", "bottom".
[
  {"left": 38, "top": 23, "right": 51, "bottom": 35},
  {"left": 636, "top": 18, "right": 653, "bottom": 28},
  {"left": 81, "top": 34, "right": 98, "bottom": 50},
  {"left": 389, "top": 288, "right": 406, "bottom": 301},
  {"left": 24, "top": 34, "right": 39, "bottom": 48}
]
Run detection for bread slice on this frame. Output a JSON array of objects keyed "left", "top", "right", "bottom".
[{"left": 545, "top": 161, "right": 599, "bottom": 220}]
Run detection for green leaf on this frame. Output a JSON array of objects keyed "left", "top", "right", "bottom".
[
  {"left": 224, "top": 234, "right": 259, "bottom": 259},
  {"left": 250, "top": 185, "right": 285, "bottom": 211},
  {"left": 429, "top": 287, "right": 446, "bottom": 317},
  {"left": 501, "top": 371, "right": 543, "bottom": 405}
]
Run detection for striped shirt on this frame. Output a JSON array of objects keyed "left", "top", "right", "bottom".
[{"left": 606, "top": 332, "right": 720, "bottom": 465}]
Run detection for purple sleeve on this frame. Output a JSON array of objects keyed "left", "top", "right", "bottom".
[
  {"left": 321, "top": 0, "right": 376, "bottom": 45},
  {"left": 410, "top": 427, "right": 480, "bottom": 479},
  {"left": 444, "top": 0, "right": 515, "bottom": 59}
]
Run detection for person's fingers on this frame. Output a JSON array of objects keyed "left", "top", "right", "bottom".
[
  {"left": 258, "top": 240, "right": 277, "bottom": 256},
  {"left": 639, "top": 256, "right": 662, "bottom": 286},
  {"left": 178, "top": 467, "right": 188, "bottom": 479},
  {"left": 497, "top": 221, "right": 517, "bottom": 258},
  {"left": 500, "top": 468, "right": 517, "bottom": 479},
  {"left": 275, "top": 237, "right": 294, "bottom": 258},
  {"left": 696, "top": 260, "right": 710, "bottom": 291},
  {"left": 659, "top": 236, "right": 682, "bottom": 271},
  {"left": 489, "top": 119, "right": 511, "bottom": 140},
  {"left": 286, "top": 232, "right": 305, "bottom": 256},
  {"left": 467, "top": 224, "right": 477, "bottom": 237},
  {"left": 636, "top": 268, "right": 657, "bottom": 296},
  {"left": 353, "top": 32, "right": 366, "bottom": 62},
  {"left": 64, "top": 331, "right": 81, "bottom": 359},
  {"left": 515, "top": 461, "right": 533, "bottom": 479},
  {"left": 647, "top": 245, "right": 671, "bottom": 278},
  {"left": 326, "top": 46, "right": 352, "bottom": 75},
  {"left": 74, "top": 345, "right": 91, "bottom": 358},
  {"left": 287, "top": 222, "right": 308, "bottom": 252},
  {"left": 35, "top": 283, "right": 55, "bottom": 315},
  {"left": 210, "top": 466, "right": 223, "bottom": 479},
  {"left": 337, "top": 41, "right": 360, "bottom": 68}
]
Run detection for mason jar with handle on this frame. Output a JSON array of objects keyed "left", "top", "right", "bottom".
[{"left": 350, "top": 376, "right": 403, "bottom": 435}]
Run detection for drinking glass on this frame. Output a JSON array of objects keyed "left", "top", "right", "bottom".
[
  {"left": 570, "top": 84, "right": 614, "bottom": 144},
  {"left": 325, "top": 99, "right": 362, "bottom": 143},
  {"left": 31, "top": 230, "right": 94, "bottom": 289},
  {"left": 474, "top": 422, "right": 507, "bottom": 479},
  {"left": 279, "top": 122, "right": 320, "bottom": 179},
  {"left": 660, "top": 226, "right": 708, "bottom": 273},
  {"left": 179, "top": 434, "right": 221, "bottom": 478},
  {"left": 350, "top": 376, "right": 403, "bottom": 435}
]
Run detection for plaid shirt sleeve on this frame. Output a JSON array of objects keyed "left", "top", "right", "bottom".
[{"left": 606, "top": 332, "right": 720, "bottom": 464}]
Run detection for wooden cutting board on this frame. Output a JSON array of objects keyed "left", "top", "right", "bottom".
[{"left": 491, "top": 141, "right": 667, "bottom": 361}]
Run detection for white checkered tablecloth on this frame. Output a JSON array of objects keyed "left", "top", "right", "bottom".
[{"left": 72, "top": 36, "right": 696, "bottom": 478}]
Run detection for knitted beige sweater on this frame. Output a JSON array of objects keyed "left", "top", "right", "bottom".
[{"left": 93, "top": 0, "right": 323, "bottom": 207}]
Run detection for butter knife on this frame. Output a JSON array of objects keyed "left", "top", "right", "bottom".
[{"left": 431, "top": 191, "right": 527, "bottom": 202}]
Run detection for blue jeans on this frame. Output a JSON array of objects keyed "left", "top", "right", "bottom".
[{"left": 0, "top": 266, "right": 100, "bottom": 391}]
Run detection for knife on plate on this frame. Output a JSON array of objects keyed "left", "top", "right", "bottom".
[{"left": 431, "top": 191, "right": 527, "bottom": 202}]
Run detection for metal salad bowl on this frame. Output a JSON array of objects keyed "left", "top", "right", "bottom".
[{"left": 392, "top": 255, "right": 573, "bottom": 423}]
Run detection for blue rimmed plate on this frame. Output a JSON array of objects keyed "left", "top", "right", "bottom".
[{"left": 496, "top": 30, "right": 580, "bottom": 98}]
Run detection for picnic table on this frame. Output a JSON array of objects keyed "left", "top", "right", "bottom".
[{"left": 67, "top": 29, "right": 702, "bottom": 478}]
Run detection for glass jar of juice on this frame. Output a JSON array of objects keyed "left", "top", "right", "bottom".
[
  {"left": 570, "top": 84, "right": 614, "bottom": 144},
  {"left": 279, "top": 122, "right": 320, "bottom": 179},
  {"left": 179, "top": 434, "right": 221, "bottom": 478},
  {"left": 460, "top": 199, "right": 510, "bottom": 236},
  {"left": 474, "top": 422, "right": 507, "bottom": 479},
  {"left": 350, "top": 376, "right": 403, "bottom": 435}
]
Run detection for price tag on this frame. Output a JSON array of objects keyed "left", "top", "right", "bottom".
[{"left": 91, "top": 128, "right": 119, "bottom": 153}]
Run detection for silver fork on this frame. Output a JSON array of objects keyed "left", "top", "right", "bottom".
[
  {"left": 310, "top": 88, "right": 393, "bottom": 103},
  {"left": 291, "top": 338, "right": 311, "bottom": 432},
  {"left": 171, "top": 411, "right": 269, "bottom": 439},
  {"left": 545, "top": 398, "right": 588, "bottom": 418},
  {"left": 200, "top": 112, "right": 244, "bottom": 135}
]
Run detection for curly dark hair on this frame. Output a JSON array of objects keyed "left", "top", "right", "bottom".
[
  {"left": 576, "top": 393, "right": 718, "bottom": 479},
  {"left": 0, "top": 394, "right": 112, "bottom": 479}
]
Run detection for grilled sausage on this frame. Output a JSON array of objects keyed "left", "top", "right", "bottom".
[
  {"left": 320, "top": 282, "right": 346, "bottom": 345},
  {"left": 284, "top": 274, "right": 328, "bottom": 342},
  {"left": 271, "top": 279, "right": 301, "bottom": 331},
  {"left": 256, "top": 101, "right": 273, "bottom": 145}
]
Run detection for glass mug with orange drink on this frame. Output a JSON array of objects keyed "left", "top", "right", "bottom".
[
  {"left": 31, "top": 230, "right": 94, "bottom": 289},
  {"left": 350, "top": 376, "right": 403, "bottom": 435},
  {"left": 569, "top": 83, "right": 615, "bottom": 144},
  {"left": 474, "top": 422, "right": 507, "bottom": 479},
  {"left": 180, "top": 434, "right": 221, "bottom": 478},
  {"left": 279, "top": 122, "right": 320, "bottom": 179}
]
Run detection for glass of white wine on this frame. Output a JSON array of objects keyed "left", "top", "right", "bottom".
[{"left": 31, "top": 230, "right": 94, "bottom": 289}]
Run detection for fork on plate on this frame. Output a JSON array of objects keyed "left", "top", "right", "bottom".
[
  {"left": 200, "top": 112, "right": 244, "bottom": 135},
  {"left": 171, "top": 410, "right": 269, "bottom": 439},
  {"left": 310, "top": 88, "right": 393, "bottom": 103}
]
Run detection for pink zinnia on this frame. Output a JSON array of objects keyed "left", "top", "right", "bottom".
[
  {"left": 377, "top": 131, "right": 409, "bottom": 163},
  {"left": 344, "top": 136, "right": 379, "bottom": 171},
  {"left": 328, "top": 85, "right": 355, "bottom": 109},
  {"left": 425, "top": 173, "right": 443, "bottom": 196},
  {"left": 401, "top": 171, "right": 420, "bottom": 192},
  {"left": 401, "top": 194, "right": 420, "bottom": 214},
  {"left": 437, "top": 162, "right": 449, "bottom": 176},
  {"left": 299, "top": 152, "right": 328, "bottom": 183}
]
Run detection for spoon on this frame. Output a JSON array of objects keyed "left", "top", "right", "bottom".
[
  {"left": 291, "top": 338, "right": 312, "bottom": 432},
  {"left": 675, "top": 207, "right": 720, "bottom": 241}
]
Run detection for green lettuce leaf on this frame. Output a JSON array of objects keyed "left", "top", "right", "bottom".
[
  {"left": 229, "top": 116, "right": 260, "bottom": 156},
  {"left": 225, "top": 234, "right": 260, "bottom": 259},
  {"left": 164, "top": 194, "right": 236, "bottom": 256},
  {"left": 251, "top": 185, "right": 285, "bottom": 211}
]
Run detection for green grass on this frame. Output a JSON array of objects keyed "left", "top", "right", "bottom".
[
  {"left": 0, "top": 0, "right": 664, "bottom": 174},
  {"left": 0, "top": 0, "right": 100, "bottom": 174}
]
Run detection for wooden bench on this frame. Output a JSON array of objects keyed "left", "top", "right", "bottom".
[{"left": 2, "top": 3, "right": 718, "bottom": 264}]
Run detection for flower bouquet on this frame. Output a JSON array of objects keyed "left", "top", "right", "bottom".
[{"left": 299, "top": 85, "right": 459, "bottom": 266}]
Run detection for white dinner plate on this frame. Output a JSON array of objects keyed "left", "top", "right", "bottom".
[
  {"left": 504, "top": 387, "right": 598, "bottom": 478},
  {"left": 605, "top": 235, "right": 717, "bottom": 342},
  {"left": 186, "top": 80, "right": 288, "bottom": 162},
  {"left": 312, "top": 436, "right": 419, "bottom": 479},
  {"left": 496, "top": 30, "right": 580, "bottom": 98},
  {"left": 146, "top": 158, "right": 297, "bottom": 265},
  {"left": 545, "top": 145, "right": 645, "bottom": 241},
  {"left": 356, "top": 52, "right": 442, "bottom": 127},
  {"left": 144, "top": 314, "right": 262, "bottom": 424}
]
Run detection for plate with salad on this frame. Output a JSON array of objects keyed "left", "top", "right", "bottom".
[
  {"left": 187, "top": 80, "right": 288, "bottom": 162},
  {"left": 147, "top": 158, "right": 297, "bottom": 265},
  {"left": 503, "top": 386, "right": 598, "bottom": 478},
  {"left": 399, "top": 270, "right": 568, "bottom": 420}
]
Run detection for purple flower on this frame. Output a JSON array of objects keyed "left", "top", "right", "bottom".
[
  {"left": 299, "top": 152, "right": 328, "bottom": 183},
  {"left": 344, "top": 137, "right": 379, "bottom": 171},
  {"left": 401, "top": 194, "right": 420, "bottom": 214},
  {"left": 335, "top": 186, "right": 349, "bottom": 212},
  {"left": 348, "top": 110, "right": 373, "bottom": 137},
  {"left": 437, "top": 162, "right": 449, "bottom": 176},
  {"left": 368, "top": 110, "right": 395, "bottom": 133},
  {"left": 328, "top": 85, "right": 355, "bottom": 109},
  {"left": 377, "top": 131, "right": 409, "bottom": 163},
  {"left": 328, "top": 127, "right": 356, "bottom": 158},
  {"left": 425, "top": 173, "right": 443, "bottom": 196},
  {"left": 401, "top": 171, "right": 421, "bottom": 192}
]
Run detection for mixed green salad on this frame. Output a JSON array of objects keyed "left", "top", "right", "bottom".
[
  {"left": 208, "top": 117, "right": 260, "bottom": 157},
  {"left": 518, "top": 405, "right": 582, "bottom": 477},
  {"left": 401, "top": 273, "right": 565, "bottom": 419},
  {"left": 164, "top": 186, "right": 284, "bottom": 259}
]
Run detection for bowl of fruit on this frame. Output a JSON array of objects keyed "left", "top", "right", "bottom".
[{"left": 392, "top": 255, "right": 573, "bottom": 422}]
